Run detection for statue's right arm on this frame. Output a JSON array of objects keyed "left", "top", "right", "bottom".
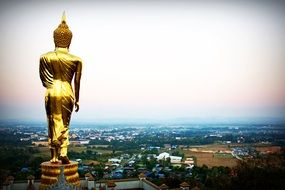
[
  {"left": 39, "top": 55, "right": 53, "bottom": 88},
  {"left": 74, "top": 58, "right": 82, "bottom": 112}
]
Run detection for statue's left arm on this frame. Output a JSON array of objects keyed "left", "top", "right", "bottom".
[{"left": 74, "top": 59, "right": 82, "bottom": 112}]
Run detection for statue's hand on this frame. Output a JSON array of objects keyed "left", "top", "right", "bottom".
[{"left": 75, "top": 102, "right": 80, "bottom": 112}]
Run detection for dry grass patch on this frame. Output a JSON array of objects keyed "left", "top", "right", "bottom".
[{"left": 186, "top": 151, "right": 237, "bottom": 168}]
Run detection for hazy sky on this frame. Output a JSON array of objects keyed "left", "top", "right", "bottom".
[{"left": 0, "top": 0, "right": 285, "bottom": 122}]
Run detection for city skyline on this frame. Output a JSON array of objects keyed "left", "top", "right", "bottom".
[{"left": 0, "top": 0, "right": 285, "bottom": 122}]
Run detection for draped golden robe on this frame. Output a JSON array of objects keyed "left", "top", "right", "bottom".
[{"left": 39, "top": 48, "right": 82, "bottom": 151}]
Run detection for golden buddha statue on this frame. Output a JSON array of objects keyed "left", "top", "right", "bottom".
[{"left": 39, "top": 12, "right": 82, "bottom": 164}]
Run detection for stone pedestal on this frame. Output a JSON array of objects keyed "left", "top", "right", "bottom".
[{"left": 39, "top": 161, "right": 80, "bottom": 190}]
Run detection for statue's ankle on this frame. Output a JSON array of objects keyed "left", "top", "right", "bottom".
[{"left": 60, "top": 156, "right": 70, "bottom": 164}]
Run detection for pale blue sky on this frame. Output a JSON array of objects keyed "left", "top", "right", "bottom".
[{"left": 0, "top": 0, "right": 285, "bottom": 122}]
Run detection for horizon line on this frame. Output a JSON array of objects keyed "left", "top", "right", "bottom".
[{"left": 1, "top": 116, "right": 285, "bottom": 125}]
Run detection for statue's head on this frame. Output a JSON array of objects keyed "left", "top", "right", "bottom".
[{"left": 53, "top": 12, "right": 72, "bottom": 48}]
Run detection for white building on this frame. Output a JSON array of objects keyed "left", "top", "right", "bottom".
[
  {"left": 184, "top": 157, "right": 195, "bottom": 165},
  {"left": 156, "top": 152, "right": 182, "bottom": 164},
  {"left": 156, "top": 152, "right": 170, "bottom": 160},
  {"left": 108, "top": 158, "right": 121, "bottom": 163},
  {"left": 169, "top": 156, "right": 182, "bottom": 164}
]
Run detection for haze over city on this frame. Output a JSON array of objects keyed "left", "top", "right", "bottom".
[{"left": 0, "top": 0, "right": 285, "bottom": 122}]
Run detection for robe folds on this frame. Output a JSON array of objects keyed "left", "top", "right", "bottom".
[{"left": 39, "top": 48, "right": 82, "bottom": 149}]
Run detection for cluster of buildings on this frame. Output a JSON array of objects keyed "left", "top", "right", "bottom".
[
  {"left": 232, "top": 147, "right": 257, "bottom": 159},
  {"left": 29, "top": 127, "right": 139, "bottom": 147}
]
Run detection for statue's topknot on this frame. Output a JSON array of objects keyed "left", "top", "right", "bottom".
[{"left": 53, "top": 12, "right": 72, "bottom": 48}]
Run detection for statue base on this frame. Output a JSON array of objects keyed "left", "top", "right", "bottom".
[{"left": 39, "top": 161, "right": 80, "bottom": 190}]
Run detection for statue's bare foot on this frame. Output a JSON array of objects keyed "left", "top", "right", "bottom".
[
  {"left": 60, "top": 156, "right": 70, "bottom": 164},
  {"left": 50, "top": 158, "right": 59, "bottom": 164}
]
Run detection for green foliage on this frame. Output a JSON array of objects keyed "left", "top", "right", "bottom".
[
  {"left": 171, "top": 150, "right": 184, "bottom": 158},
  {"left": 143, "top": 149, "right": 159, "bottom": 155},
  {"left": 231, "top": 152, "right": 285, "bottom": 190},
  {"left": 140, "top": 155, "right": 158, "bottom": 170},
  {"left": 0, "top": 146, "right": 42, "bottom": 180}
]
